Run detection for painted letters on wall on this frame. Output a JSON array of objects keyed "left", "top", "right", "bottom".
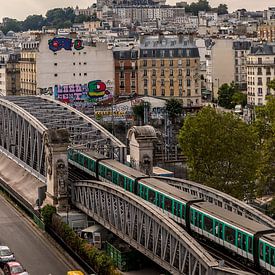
[
  {"left": 48, "top": 37, "right": 84, "bottom": 52},
  {"left": 53, "top": 80, "right": 113, "bottom": 104}
]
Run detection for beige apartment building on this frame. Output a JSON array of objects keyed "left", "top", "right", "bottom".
[
  {"left": 247, "top": 43, "right": 275, "bottom": 106},
  {"left": 138, "top": 34, "right": 201, "bottom": 108}
]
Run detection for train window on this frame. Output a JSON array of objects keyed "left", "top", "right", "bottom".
[
  {"left": 83, "top": 157, "right": 88, "bottom": 168},
  {"left": 242, "top": 234, "right": 247, "bottom": 251},
  {"left": 248, "top": 237, "right": 253, "bottom": 253},
  {"left": 118, "top": 174, "right": 124, "bottom": 188},
  {"left": 265, "top": 245, "right": 270, "bottom": 264},
  {"left": 194, "top": 212, "right": 202, "bottom": 229},
  {"left": 99, "top": 165, "right": 105, "bottom": 177},
  {"left": 237, "top": 232, "right": 242, "bottom": 248},
  {"left": 139, "top": 185, "right": 146, "bottom": 199},
  {"left": 203, "top": 216, "right": 213, "bottom": 234},
  {"left": 190, "top": 209, "right": 194, "bottom": 224},
  {"left": 106, "top": 168, "right": 112, "bottom": 181},
  {"left": 182, "top": 205, "right": 185, "bottom": 219},
  {"left": 148, "top": 188, "right": 155, "bottom": 204},
  {"left": 125, "top": 178, "right": 132, "bottom": 192},
  {"left": 174, "top": 202, "right": 181, "bottom": 218},
  {"left": 260, "top": 242, "right": 264, "bottom": 260},
  {"left": 225, "top": 226, "right": 235, "bottom": 245},
  {"left": 164, "top": 197, "right": 172, "bottom": 213}
]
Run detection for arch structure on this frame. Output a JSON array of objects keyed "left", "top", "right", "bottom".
[
  {"left": 0, "top": 96, "right": 126, "bottom": 182},
  {"left": 72, "top": 180, "right": 246, "bottom": 275},
  {"left": 155, "top": 177, "right": 275, "bottom": 228}
]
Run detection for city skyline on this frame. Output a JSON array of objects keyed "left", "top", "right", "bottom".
[{"left": 0, "top": 0, "right": 274, "bottom": 21}]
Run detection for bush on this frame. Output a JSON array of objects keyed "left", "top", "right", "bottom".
[
  {"left": 51, "top": 214, "right": 119, "bottom": 275},
  {"left": 40, "top": 204, "right": 56, "bottom": 226}
]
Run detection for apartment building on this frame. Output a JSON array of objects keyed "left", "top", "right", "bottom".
[
  {"left": 247, "top": 43, "right": 275, "bottom": 106},
  {"left": 258, "top": 20, "right": 275, "bottom": 42},
  {"left": 113, "top": 46, "right": 139, "bottom": 97},
  {"left": 233, "top": 39, "right": 252, "bottom": 90},
  {"left": 138, "top": 34, "right": 201, "bottom": 108}
]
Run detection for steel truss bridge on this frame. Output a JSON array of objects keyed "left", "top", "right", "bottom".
[
  {"left": 0, "top": 96, "right": 126, "bottom": 183},
  {"left": 72, "top": 180, "right": 251, "bottom": 275}
]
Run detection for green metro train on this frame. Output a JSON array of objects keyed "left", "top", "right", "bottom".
[{"left": 68, "top": 148, "right": 275, "bottom": 274}]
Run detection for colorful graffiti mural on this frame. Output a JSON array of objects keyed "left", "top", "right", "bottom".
[
  {"left": 48, "top": 37, "right": 84, "bottom": 52},
  {"left": 53, "top": 80, "right": 113, "bottom": 104}
]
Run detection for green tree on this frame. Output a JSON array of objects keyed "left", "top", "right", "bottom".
[
  {"left": 267, "top": 78, "right": 275, "bottom": 91},
  {"left": 45, "top": 7, "right": 75, "bottom": 28},
  {"left": 178, "top": 107, "right": 259, "bottom": 199},
  {"left": 165, "top": 98, "right": 184, "bottom": 123},
  {"left": 218, "top": 82, "right": 239, "bottom": 109},
  {"left": 0, "top": 18, "right": 22, "bottom": 34},
  {"left": 231, "top": 91, "right": 247, "bottom": 107},
  {"left": 216, "top": 4, "right": 228, "bottom": 15},
  {"left": 253, "top": 96, "right": 275, "bottom": 195},
  {"left": 185, "top": 0, "right": 211, "bottom": 15},
  {"left": 22, "top": 15, "right": 45, "bottom": 31},
  {"left": 40, "top": 204, "right": 56, "bottom": 226},
  {"left": 74, "top": 14, "right": 91, "bottom": 23}
]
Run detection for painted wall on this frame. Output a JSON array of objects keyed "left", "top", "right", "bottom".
[{"left": 36, "top": 34, "right": 115, "bottom": 95}]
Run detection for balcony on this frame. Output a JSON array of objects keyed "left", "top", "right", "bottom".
[{"left": 247, "top": 60, "right": 274, "bottom": 66}]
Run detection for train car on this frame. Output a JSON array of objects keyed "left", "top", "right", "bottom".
[
  {"left": 260, "top": 234, "right": 275, "bottom": 273},
  {"left": 68, "top": 148, "right": 275, "bottom": 273}
]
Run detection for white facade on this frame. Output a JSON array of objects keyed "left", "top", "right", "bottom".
[
  {"left": 36, "top": 34, "right": 115, "bottom": 94},
  {"left": 0, "top": 65, "right": 6, "bottom": 96},
  {"left": 247, "top": 47, "right": 275, "bottom": 106}
]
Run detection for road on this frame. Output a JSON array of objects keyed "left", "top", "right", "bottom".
[{"left": 0, "top": 195, "right": 81, "bottom": 275}]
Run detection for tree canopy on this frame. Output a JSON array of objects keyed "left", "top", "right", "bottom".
[
  {"left": 165, "top": 98, "right": 184, "bottom": 122},
  {"left": 185, "top": 0, "right": 228, "bottom": 15},
  {"left": 178, "top": 107, "right": 259, "bottom": 200}
]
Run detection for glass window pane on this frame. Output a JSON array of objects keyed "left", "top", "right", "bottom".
[
  {"left": 204, "top": 216, "right": 213, "bottom": 234},
  {"left": 225, "top": 226, "right": 235, "bottom": 245},
  {"left": 164, "top": 197, "right": 172, "bottom": 212},
  {"left": 248, "top": 237, "right": 253, "bottom": 253},
  {"left": 118, "top": 174, "right": 124, "bottom": 187},
  {"left": 148, "top": 189, "right": 156, "bottom": 203}
]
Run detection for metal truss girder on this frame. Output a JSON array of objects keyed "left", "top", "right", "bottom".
[
  {"left": 72, "top": 180, "right": 220, "bottom": 275},
  {"left": 155, "top": 176, "right": 275, "bottom": 229}
]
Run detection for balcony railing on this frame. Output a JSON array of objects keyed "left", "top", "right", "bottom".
[{"left": 247, "top": 60, "right": 274, "bottom": 66}]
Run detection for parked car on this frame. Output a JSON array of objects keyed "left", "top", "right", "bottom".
[
  {"left": 2, "top": 261, "right": 28, "bottom": 275},
  {"left": 0, "top": 246, "right": 15, "bottom": 266}
]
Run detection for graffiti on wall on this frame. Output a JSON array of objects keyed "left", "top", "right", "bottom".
[
  {"left": 48, "top": 37, "right": 84, "bottom": 52},
  {"left": 53, "top": 80, "right": 113, "bottom": 104}
]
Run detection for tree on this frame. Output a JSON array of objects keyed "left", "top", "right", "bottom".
[
  {"left": 45, "top": 7, "right": 75, "bottom": 28},
  {"left": 22, "top": 15, "right": 45, "bottom": 31},
  {"left": 165, "top": 98, "right": 184, "bottom": 123},
  {"left": 0, "top": 18, "right": 22, "bottom": 34},
  {"left": 253, "top": 96, "right": 275, "bottom": 195},
  {"left": 74, "top": 14, "right": 91, "bottom": 24},
  {"left": 267, "top": 78, "right": 275, "bottom": 91},
  {"left": 218, "top": 82, "right": 240, "bottom": 109},
  {"left": 178, "top": 107, "right": 259, "bottom": 200},
  {"left": 185, "top": 0, "right": 211, "bottom": 15},
  {"left": 231, "top": 91, "right": 247, "bottom": 107},
  {"left": 217, "top": 4, "right": 228, "bottom": 15}
]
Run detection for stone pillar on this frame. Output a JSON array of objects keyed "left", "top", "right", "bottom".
[
  {"left": 127, "top": 126, "right": 157, "bottom": 175},
  {"left": 43, "top": 128, "right": 70, "bottom": 212}
]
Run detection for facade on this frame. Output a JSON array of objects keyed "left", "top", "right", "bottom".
[
  {"left": 232, "top": 39, "right": 252, "bottom": 90},
  {"left": 258, "top": 20, "right": 275, "bottom": 42},
  {"left": 247, "top": 43, "right": 275, "bottom": 106},
  {"left": 138, "top": 34, "right": 201, "bottom": 108},
  {"left": 20, "top": 40, "right": 39, "bottom": 95},
  {"left": 113, "top": 46, "right": 139, "bottom": 97}
]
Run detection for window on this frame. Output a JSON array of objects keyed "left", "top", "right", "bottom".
[
  {"left": 84, "top": 62, "right": 87, "bottom": 65},
  {"left": 258, "top": 77, "right": 262, "bottom": 86},
  {"left": 170, "top": 69, "right": 173, "bottom": 76},
  {"left": 73, "top": 62, "right": 76, "bottom": 65},
  {"left": 54, "top": 63, "right": 57, "bottom": 66},
  {"left": 131, "top": 71, "right": 135, "bottom": 79},
  {"left": 161, "top": 60, "right": 164, "bottom": 66},
  {"left": 152, "top": 69, "right": 156, "bottom": 76},
  {"left": 120, "top": 81, "right": 124, "bottom": 88},
  {"left": 54, "top": 73, "right": 58, "bottom": 77},
  {"left": 186, "top": 59, "right": 190, "bottom": 66},
  {"left": 161, "top": 89, "right": 165, "bottom": 96},
  {"left": 118, "top": 174, "right": 124, "bottom": 188},
  {"left": 144, "top": 79, "right": 148, "bottom": 87},
  {"left": 186, "top": 69, "right": 190, "bottom": 76},
  {"left": 161, "top": 79, "right": 165, "bottom": 86},
  {"left": 144, "top": 70, "right": 147, "bottom": 77},
  {"left": 170, "top": 79, "right": 174, "bottom": 87},
  {"left": 187, "top": 89, "right": 191, "bottom": 96},
  {"left": 144, "top": 89, "right": 148, "bottom": 95},
  {"left": 79, "top": 73, "right": 81, "bottom": 76},
  {"left": 178, "top": 59, "right": 182, "bottom": 66},
  {"left": 148, "top": 189, "right": 155, "bottom": 203},
  {"left": 179, "top": 79, "right": 182, "bottom": 87},
  {"left": 225, "top": 226, "right": 235, "bottom": 244},
  {"left": 257, "top": 68, "right": 262, "bottom": 75},
  {"left": 152, "top": 60, "right": 156, "bottom": 66},
  {"left": 179, "top": 69, "right": 182, "bottom": 76},
  {"left": 152, "top": 79, "right": 156, "bottom": 86},
  {"left": 143, "top": 60, "right": 147, "bottom": 66},
  {"left": 84, "top": 73, "right": 87, "bottom": 76},
  {"left": 106, "top": 168, "right": 112, "bottom": 181},
  {"left": 258, "top": 88, "right": 262, "bottom": 96},
  {"left": 120, "top": 71, "right": 124, "bottom": 78},
  {"left": 161, "top": 69, "right": 164, "bottom": 76},
  {"left": 179, "top": 89, "right": 183, "bottom": 96},
  {"left": 204, "top": 216, "right": 213, "bottom": 233},
  {"left": 169, "top": 60, "right": 173, "bottom": 66},
  {"left": 164, "top": 197, "right": 172, "bottom": 212},
  {"left": 152, "top": 89, "right": 156, "bottom": 96},
  {"left": 187, "top": 79, "right": 191, "bottom": 87},
  {"left": 258, "top": 57, "right": 262, "bottom": 64},
  {"left": 169, "top": 50, "right": 173, "bottom": 57},
  {"left": 170, "top": 89, "right": 174, "bottom": 96}
]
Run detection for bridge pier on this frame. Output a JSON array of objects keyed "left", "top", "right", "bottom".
[
  {"left": 127, "top": 126, "right": 157, "bottom": 175},
  {"left": 44, "top": 129, "right": 70, "bottom": 212}
]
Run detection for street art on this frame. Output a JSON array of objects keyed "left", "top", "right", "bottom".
[
  {"left": 53, "top": 80, "right": 113, "bottom": 104},
  {"left": 48, "top": 37, "right": 84, "bottom": 52}
]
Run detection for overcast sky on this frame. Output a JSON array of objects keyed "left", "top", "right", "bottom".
[{"left": 1, "top": 0, "right": 274, "bottom": 21}]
